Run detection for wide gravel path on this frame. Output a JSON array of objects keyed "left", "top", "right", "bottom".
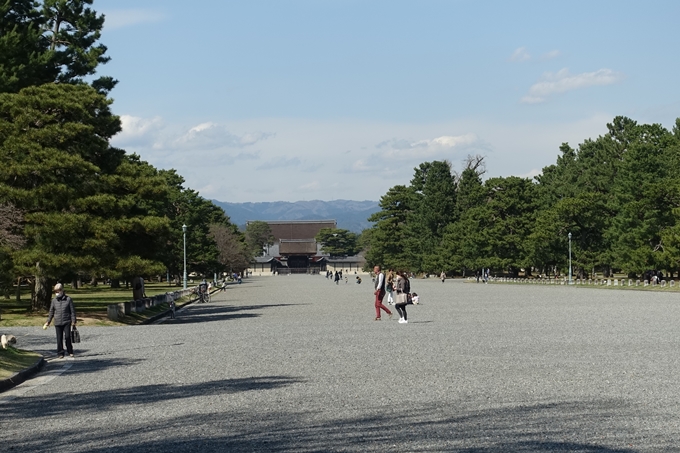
[{"left": 2, "top": 275, "right": 680, "bottom": 452}]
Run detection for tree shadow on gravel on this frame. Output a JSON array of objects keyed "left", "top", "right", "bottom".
[
  {"left": 5, "top": 375, "right": 304, "bottom": 419},
  {"left": 166, "top": 304, "right": 304, "bottom": 325},
  {"left": 56, "top": 357, "right": 145, "bottom": 375},
  {"left": 6, "top": 399, "right": 646, "bottom": 452}
]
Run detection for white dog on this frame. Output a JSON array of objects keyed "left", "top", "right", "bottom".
[{"left": 1, "top": 334, "right": 17, "bottom": 349}]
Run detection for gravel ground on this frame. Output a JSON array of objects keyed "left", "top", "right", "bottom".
[{"left": 2, "top": 275, "right": 680, "bottom": 452}]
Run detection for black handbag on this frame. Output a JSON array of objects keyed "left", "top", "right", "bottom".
[{"left": 71, "top": 326, "right": 81, "bottom": 343}]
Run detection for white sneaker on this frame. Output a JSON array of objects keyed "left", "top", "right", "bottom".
[
  {"left": 398, "top": 318, "right": 404, "bottom": 323},
  {"left": 402, "top": 319, "right": 408, "bottom": 324}
]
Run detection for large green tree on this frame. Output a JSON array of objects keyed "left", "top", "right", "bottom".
[
  {"left": 0, "top": 83, "right": 122, "bottom": 308},
  {"left": 244, "top": 220, "right": 274, "bottom": 257},
  {"left": 0, "top": 0, "right": 114, "bottom": 94},
  {"left": 315, "top": 228, "right": 359, "bottom": 257},
  {"left": 408, "top": 160, "right": 457, "bottom": 272},
  {"left": 364, "top": 184, "right": 416, "bottom": 271}
]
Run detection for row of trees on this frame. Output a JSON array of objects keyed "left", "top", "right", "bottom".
[
  {"left": 364, "top": 117, "right": 680, "bottom": 279},
  {"left": 0, "top": 1, "right": 258, "bottom": 310}
]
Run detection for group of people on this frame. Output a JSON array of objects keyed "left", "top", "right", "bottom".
[
  {"left": 326, "top": 269, "right": 360, "bottom": 284},
  {"left": 372, "top": 266, "right": 418, "bottom": 324}
]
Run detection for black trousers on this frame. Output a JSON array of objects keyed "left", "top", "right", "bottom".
[
  {"left": 395, "top": 303, "right": 408, "bottom": 320},
  {"left": 55, "top": 323, "right": 73, "bottom": 356}
]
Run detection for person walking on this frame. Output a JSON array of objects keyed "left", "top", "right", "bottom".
[
  {"left": 43, "top": 283, "right": 77, "bottom": 358},
  {"left": 395, "top": 271, "right": 411, "bottom": 324},
  {"left": 334, "top": 271, "right": 340, "bottom": 285},
  {"left": 373, "top": 265, "right": 392, "bottom": 321},
  {"left": 440, "top": 271, "right": 446, "bottom": 283}
]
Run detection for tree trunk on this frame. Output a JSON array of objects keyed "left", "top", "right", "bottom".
[
  {"left": 15, "top": 277, "right": 21, "bottom": 302},
  {"left": 90, "top": 276, "right": 98, "bottom": 286},
  {"left": 72, "top": 278, "right": 78, "bottom": 289},
  {"left": 31, "top": 263, "right": 51, "bottom": 312},
  {"left": 110, "top": 279, "right": 120, "bottom": 288}
]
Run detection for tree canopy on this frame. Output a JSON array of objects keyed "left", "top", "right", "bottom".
[
  {"left": 365, "top": 117, "right": 680, "bottom": 279},
  {"left": 0, "top": 1, "right": 242, "bottom": 308}
]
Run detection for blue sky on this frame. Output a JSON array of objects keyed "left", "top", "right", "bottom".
[{"left": 98, "top": 0, "right": 680, "bottom": 202}]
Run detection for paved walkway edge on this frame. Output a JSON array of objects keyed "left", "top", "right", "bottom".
[
  {"left": 0, "top": 355, "right": 45, "bottom": 393},
  {"left": 142, "top": 287, "right": 222, "bottom": 325}
]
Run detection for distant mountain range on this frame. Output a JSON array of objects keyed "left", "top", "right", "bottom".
[{"left": 212, "top": 200, "right": 380, "bottom": 233}]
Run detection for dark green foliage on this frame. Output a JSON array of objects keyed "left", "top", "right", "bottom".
[
  {"left": 315, "top": 228, "right": 359, "bottom": 257},
  {"left": 244, "top": 220, "right": 274, "bottom": 258},
  {"left": 366, "top": 117, "right": 680, "bottom": 278},
  {"left": 0, "top": 0, "right": 115, "bottom": 94},
  {"left": 0, "top": 0, "right": 237, "bottom": 308},
  {"left": 364, "top": 185, "right": 416, "bottom": 271}
]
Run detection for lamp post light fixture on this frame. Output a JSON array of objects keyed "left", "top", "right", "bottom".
[
  {"left": 568, "top": 232, "right": 572, "bottom": 285},
  {"left": 182, "top": 224, "right": 187, "bottom": 290}
]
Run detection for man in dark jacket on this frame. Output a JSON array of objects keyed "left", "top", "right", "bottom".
[{"left": 44, "top": 283, "right": 76, "bottom": 358}]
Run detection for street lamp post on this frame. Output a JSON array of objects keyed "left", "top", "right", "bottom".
[
  {"left": 568, "top": 232, "right": 572, "bottom": 285},
  {"left": 182, "top": 224, "right": 187, "bottom": 290}
]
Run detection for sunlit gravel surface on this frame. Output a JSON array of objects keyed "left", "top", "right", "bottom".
[{"left": 3, "top": 276, "right": 680, "bottom": 452}]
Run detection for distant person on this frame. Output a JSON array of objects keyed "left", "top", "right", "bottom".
[
  {"left": 356, "top": 276, "right": 362, "bottom": 284},
  {"left": 372, "top": 265, "right": 392, "bottom": 321},
  {"left": 411, "top": 292, "right": 420, "bottom": 305},
  {"left": 43, "top": 283, "right": 76, "bottom": 358},
  {"left": 334, "top": 271, "right": 340, "bottom": 285},
  {"left": 440, "top": 271, "right": 446, "bottom": 283}
]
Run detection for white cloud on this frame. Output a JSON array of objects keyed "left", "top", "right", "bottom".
[
  {"left": 540, "top": 50, "right": 561, "bottom": 60},
  {"left": 509, "top": 47, "right": 531, "bottom": 62},
  {"left": 521, "top": 68, "right": 623, "bottom": 104},
  {"left": 173, "top": 123, "right": 274, "bottom": 150},
  {"left": 518, "top": 168, "right": 542, "bottom": 179},
  {"left": 297, "top": 181, "right": 321, "bottom": 191},
  {"left": 113, "top": 115, "right": 163, "bottom": 147},
  {"left": 235, "top": 150, "right": 261, "bottom": 160},
  {"left": 376, "top": 134, "right": 479, "bottom": 160},
  {"left": 256, "top": 157, "right": 301, "bottom": 171},
  {"left": 103, "top": 9, "right": 167, "bottom": 30},
  {"left": 112, "top": 115, "right": 274, "bottom": 154}
]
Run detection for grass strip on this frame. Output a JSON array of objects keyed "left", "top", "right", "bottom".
[{"left": 0, "top": 347, "right": 42, "bottom": 379}]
